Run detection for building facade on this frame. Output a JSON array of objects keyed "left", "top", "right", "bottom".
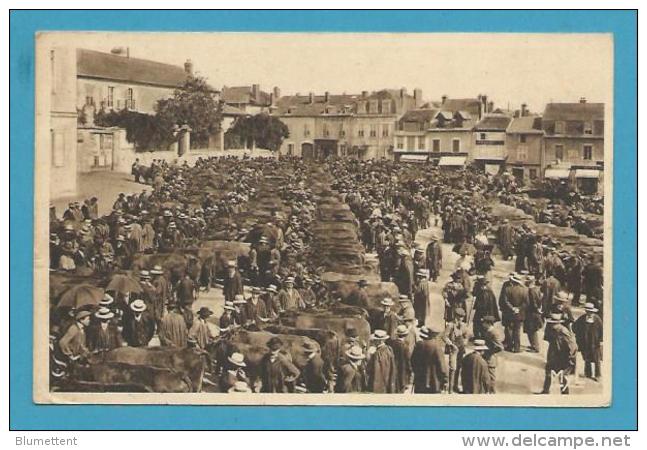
[
  {"left": 542, "top": 100, "right": 604, "bottom": 194},
  {"left": 275, "top": 88, "right": 420, "bottom": 160},
  {"left": 472, "top": 114, "right": 513, "bottom": 174},
  {"left": 221, "top": 85, "right": 278, "bottom": 115},
  {"left": 49, "top": 47, "right": 79, "bottom": 199},
  {"left": 505, "top": 114, "right": 544, "bottom": 183}
]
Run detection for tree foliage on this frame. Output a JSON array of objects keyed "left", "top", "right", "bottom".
[
  {"left": 95, "top": 109, "right": 174, "bottom": 151},
  {"left": 155, "top": 75, "right": 222, "bottom": 148},
  {"left": 225, "top": 113, "right": 289, "bottom": 151}
]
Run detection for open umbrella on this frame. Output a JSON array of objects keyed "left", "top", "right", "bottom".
[
  {"left": 106, "top": 273, "right": 142, "bottom": 295},
  {"left": 57, "top": 284, "right": 104, "bottom": 309}
]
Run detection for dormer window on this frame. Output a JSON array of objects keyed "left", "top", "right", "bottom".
[
  {"left": 554, "top": 121, "right": 565, "bottom": 134},
  {"left": 584, "top": 122, "right": 593, "bottom": 135}
]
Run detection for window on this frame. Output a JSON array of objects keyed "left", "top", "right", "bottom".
[
  {"left": 107, "top": 86, "right": 114, "bottom": 108},
  {"left": 85, "top": 96, "right": 94, "bottom": 106},
  {"left": 358, "top": 127, "right": 365, "bottom": 137},
  {"left": 480, "top": 133, "right": 487, "bottom": 140},
  {"left": 381, "top": 100, "right": 391, "bottom": 114},
  {"left": 583, "top": 144, "right": 593, "bottom": 160},
  {"left": 432, "top": 139, "right": 441, "bottom": 152},
  {"left": 370, "top": 124, "right": 377, "bottom": 137},
  {"left": 304, "top": 124, "right": 310, "bottom": 137},
  {"left": 584, "top": 122, "right": 593, "bottom": 135},
  {"left": 126, "top": 88, "right": 135, "bottom": 109},
  {"left": 126, "top": 88, "right": 133, "bottom": 102},
  {"left": 339, "top": 127, "right": 346, "bottom": 138},
  {"left": 554, "top": 121, "right": 565, "bottom": 134},
  {"left": 519, "top": 134, "right": 527, "bottom": 143},
  {"left": 529, "top": 169, "right": 538, "bottom": 180},
  {"left": 287, "top": 143, "right": 294, "bottom": 155},
  {"left": 339, "top": 144, "right": 347, "bottom": 156},
  {"left": 100, "top": 133, "right": 113, "bottom": 150},
  {"left": 452, "top": 139, "right": 461, "bottom": 153},
  {"left": 51, "top": 130, "right": 65, "bottom": 168},
  {"left": 418, "top": 137, "right": 426, "bottom": 150},
  {"left": 517, "top": 145, "right": 528, "bottom": 161},
  {"left": 555, "top": 144, "right": 564, "bottom": 160},
  {"left": 396, "top": 137, "right": 404, "bottom": 149},
  {"left": 382, "top": 124, "right": 390, "bottom": 137},
  {"left": 407, "top": 136, "right": 415, "bottom": 150},
  {"left": 369, "top": 100, "right": 379, "bottom": 114}
]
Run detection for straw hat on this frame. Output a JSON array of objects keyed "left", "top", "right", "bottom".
[
  {"left": 553, "top": 291, "right": 570, "bottom": 303},
  {"left": 345, "top": 345, "right": 366, "bottom": 360},
  {"left": 371, "top": 329, "right": 390, "bottom": 341},
  {"left": 396, "top": 324, "right": 410, "bottom": 337},
  {"left": 95, "top": 307, "right": 115, "bottom": 320},
  {"left": 584, "top": 302, "right": 599, "bottom": 312},
  {"left": 228, "top": 381, "right": 252, "bottom": 393},
  {"left": 130, "top": 299, "right": 147, "bottom": 313},
  {"left": 233, "top": 294, "right": 247, "bottom": 304},
  {"left": 472, "top": 339, "right": 489, "bottom": 351},
  {"left": 223, "top": 301, "right": 236, "bottom": 311},
  {"left": 381, "top": 297, "right": 394, "bottom": 307},
  {"left": 227, "top": 352, "right": 247, "bottom": 367}
]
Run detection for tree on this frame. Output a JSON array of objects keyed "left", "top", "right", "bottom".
[
  {"left": 225, "top": 113, "right": 289, "bottom": 151},
  {"left": 155, "top": 75, "right": 222, "bottom": 149},
  {"left": 95, "top": 109, "right": 174, "bottom": 152}
]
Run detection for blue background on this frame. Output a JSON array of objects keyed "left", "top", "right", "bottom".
[{"left": 10, "top": 10, "right": 637, "bottom": 430}]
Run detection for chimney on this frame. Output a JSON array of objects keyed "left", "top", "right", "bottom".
[
  {"left": 273, "top": 86, "right": 281, "bottom": 101},
  {"left": 184, "top": 59, "right": 193, "bottom": 75},
  {"left": 361, "top": 90, "right": 368, "bottom": 98},
  {"left": 252, "top": 84, "right": 260, "bottom": 101},
  {"left": 441, "top": 95, "right": 448, "bottom": 105},
  {"left": 400, "top": 87, "right": 407, "bottom": 99},
  {"left": 309, "top": 92, "right": 315, "bottom": 104},
  {"left": 324, "top": 91, "right": 330, "bottom": 103},
  {"left": 579, "top": 97, "right": 587, "bottom": 104},
  {"left": 487, "top": 101, "right": 494, "bottom": 113},
  {"left": 414, "top": 88, "right": 423, "bottom": 107},
  {"left": 521, "top": 103, "right": 528, "bottom": 117}
]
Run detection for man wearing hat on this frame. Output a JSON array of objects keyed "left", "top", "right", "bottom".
[
  {"left": 443, "top": 275, "right": 468, "bottom": 325},
  {"left": 299, "top": 277, "right": 318, "bottom": 309},
  {"left": 540, "top": 313, "right": 578, "bottom": 394},
  {"left": 394, "top": 249, "right": 415, "bottom": 298},
  {"left": 472, "top": 277, "right": 500, "bottom": 339},
  {"left": 541, "top": 271, "right": 562, "bottom": 318},
  {"left": 220, "top": 352, "right": 251, "bottom": 393},
  {"left": 573, "top": 303, "right": 603, "bottom": 381},
  {"left": 480, "top": 316, "right": 504, "bottom": 393},
  {"left": 219, "top": 302, "right": 238, "bottom": 333},
  {"left": 375, "top": 297, "right": 398, "bottom": 339},
  {"left": 260, "top": 337, "right": 301, "bottom": 393},
  {"left": 411, "top": 326, "right": 448, "bottom": 394},
  {"left": 497, "top": 219, "right": 514, "bottom": 260},
  {"left": 189, "top": 307, "right": 216, "bottom": 350},
  {"left": 59, "top": 309, "right": 92, "bottom": 361},
  {"left": 335, "top": 345, "right": 367, "bottom": 393},
  {"left": 499, "top": 273, "right": 528, "bottom": 353},
  {"left": 347, "top": 279, "right": 370, "bottom": 309},
  {"left": 390, "top": 325, "right": 414, "bottom": 393},
  {"left": 159, "top": 302, "right": 188, "bottom": 348},
  {"left": 263, "top": 284, "right": 282, "bottom": 318},
  {"left": 413, "top": 269, "right": 430, "bottom": 327},
  {"left": 425, "top": 236, "right": 443, "bottom": 283},
  {"left": 366, "top": 329, "right": 396, "bottom": 393},
  {"left": 278, "top": 277, "right": 305, "bottom": 312},
  {"left": 524, "top": 275, "right": 544, "bottom": 353},
  {"left": 122, "top": 299, "right": 155, "bottom": 347},
  {"left": 460, "top": 339, "right": 492, "bottom": 394},
  {"left": 223, "top": 260, "right": 244, "bottom": 303},
  {"left": 300, "top": 341, "right": 327, "bottom": 393},
  {"left": 87, "top": 307, "right": 123, "bottom": 353},
  {"left": 444, "top": 307, "right": 469, "bottom": 393},
  {"left": 246, "top": 287, "right": 270, "bottom": 328}
]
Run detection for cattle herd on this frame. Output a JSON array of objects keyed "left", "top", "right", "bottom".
[{"left": 48, "top": 155, "right": 605, "bottom": 396}]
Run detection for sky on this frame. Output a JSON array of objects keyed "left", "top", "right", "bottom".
[{"left": 46, "top": 32, "right": 613, "bottom": 113}]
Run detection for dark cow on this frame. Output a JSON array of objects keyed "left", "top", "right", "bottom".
[
  {"left": 262, "top": 324, "right": 341, "bottom": 372},
  {"left": 93, "top": 346, "right": 207, "bottom": 392},
  {"left": 73, "top": 361, "right": 192, "bottom": 393},
  {"left": 279, "top": 311, "right": 371, "bottom": 346}
]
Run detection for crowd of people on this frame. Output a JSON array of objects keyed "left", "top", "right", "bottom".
[{"left": 49, "top": 155, "right": 604, "bottom": 395}]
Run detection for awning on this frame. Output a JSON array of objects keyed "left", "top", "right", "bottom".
[
  {"left": 574, "top": 169, "right": 600, "bottom": 179},
  {"left": 473, "top": 156, "right": 506, "bottom": 161},
  {"left": 400, "top": 154, "right": 429, "bottom": 163},
  {"left": 544, "top": 168, "right": 571, "bottom": 179},
  {"left": 438, "top": 156, "right": 467, "bottom": 167}
]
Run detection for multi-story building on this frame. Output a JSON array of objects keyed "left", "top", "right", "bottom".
[
  {"left": 47, "top": 47, "right": 79, "bottom": 199},
  {"left": 221, "top": 85, "right": 279, "bottom": 115},
  {"left": 472, "top": 113, "right": 513, "bottom": 174},
  {"left": 542, "top": 99, "right": 604, "bottom": 194},
  {"left": 275, "top": 88, "right": 420, "bottom": 160},
  {"left": 505, "top": 110, "right": 544, "bottom": 183},
  {"left": 76, "top": 48, "right": 198, "bottom": 114}
]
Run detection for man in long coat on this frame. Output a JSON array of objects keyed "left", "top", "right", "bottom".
[
  {"left": 122, "top": 300, "right": 155, "bottom": 347},
  {"left": 499, "top": 274, "right": 528, "bottom": 353},
  {"left": 411, "top": 326, "right": 448, "bottom": 394},
  {"left": 87, "top": 308, "right": 123, "bottom": 352},
  {"left": 223, "top": 261, "right": 244, "bottom": 303},
  {"left": 366, "top": 330, "right": 396, "bottom": 393},
  {"left": 542, "top": 272, "right": 562, "bottom": 318},
  {"left": 541, "top": 314, "right": 578, "bottom": 394},
  {"left": 375, "top": 298, "right": 398, "bottom": 339},
  {"left": 301, "top": 342, "right": 327, "bottom": 393},
  {"left": 158, "top": 302, "right": 188, "bottom": 348},
  {"left": 461, "top": 340, "right": 492, "bottom": 394},
  {"left": 524, "top": 276, "right": 544, "bottom": 352},
  {"left": 471, "top": 277, "right": 500, "bottom": 339},
  {"left": 573, "top": 303, "right": 603, "bottom": 380},
  {"left": 335, "top": 346, "right": 367, "bottom": 393},
  {"left": 390, "top": 325, "right": 413, "bottom": 393},
  {"left": 497, "top": 219, "right": 514, "bottom": 260},
  {"left": 277, "top": 277, "right": 305, "bottom": 311},
  {"left": 395, "top": 251, "right": 415, "bottom": 298},
  {"left": 413, "top": 270, "right": 430, "bottom": 327},
  {"left": 59, "top": 310, "right": 92, "bottom": 360},
  {"left": 481, "top": 316, "right": 504, "bottom": 393},
  {"left": 260, "top": 337, "right": 300, "bottom": 393}
]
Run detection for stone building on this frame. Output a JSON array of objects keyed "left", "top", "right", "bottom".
[
  {"left": 221, "top": 85, "right": 279, "bottom": 115},
  {"left": 472, "top": 113, "right": 513, "bottom": 174},
  {"left": 275, "top": 88, "right": 420, "bottom": 160},
  {"left": 505, "top": 111, "right": 544, "bottom": 183},
  {"left": 541, "top": 99, "right": 605, "bottom": 194}
]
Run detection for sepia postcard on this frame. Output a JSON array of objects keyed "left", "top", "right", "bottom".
[{"left": 33, "top": 31, "right": 613, "bottom": 406}]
